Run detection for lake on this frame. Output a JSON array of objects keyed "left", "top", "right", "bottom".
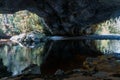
[{"left": 0, "top": 39, "right": 120, "bottom": 79}]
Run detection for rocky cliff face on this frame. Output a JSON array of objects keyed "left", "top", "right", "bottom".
[{"left": 0, "top": 0, "right": 120, "bottom": 36}]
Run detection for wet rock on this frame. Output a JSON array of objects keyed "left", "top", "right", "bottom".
[
  {"left": 18, "top": 41, "right": 45, "bottom": 48},
  {"left": 22, "top": 64, "right": 41, "bottom": 75},
  {"left": 93, "top": 71, "right": 109, "bottom": 78},
  {"left": 0, "top": 59, "right": 12, "bottom": 78},
  {"left": 25, "top": 31, "right": 45, "bottom": 42},
  {"left": 54, "top": 69, "right": 65, "bottom": 76},
  {"left": 72, "top": 69, "right": 81, "bottom": 73},
  {"left": 10, "top": 31, "right": 45, "bottom": 43},
  {"left": 10, "top": 33, "right": 26, "bottom": 43}
]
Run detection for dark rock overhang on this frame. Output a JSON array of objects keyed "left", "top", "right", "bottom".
[{"left": 0, "top": 0, "right": 120, "bottom": 35}]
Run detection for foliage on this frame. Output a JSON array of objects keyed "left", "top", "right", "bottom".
[
  {"left": 0, "top": 10, "right": 45, "bottom": 36},
  {"left": 94, "top": 17, "right": 120, "bottom": 35},
  {"left": 0, "top": 43, "right": 44, "bottom": 75},
  {"left": 13, "top": 10, "right": 44, "bottom": 33}
]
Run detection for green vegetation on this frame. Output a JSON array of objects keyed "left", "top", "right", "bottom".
[
  {"left": 0, "top": 43, "right": 45, "bottom": 74},
  {"left": 13, "top": 10, "right": 44, "bottom": 33},
  {"left": 94, "top": 17, "right": 120, "bottom": 35},
  {"left": 0, "top": 10, "right": 46, "bottom": 36}
]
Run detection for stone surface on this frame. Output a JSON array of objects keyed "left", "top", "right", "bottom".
[
  {"left": 0, "top": 0, "right": 120, "bottom": 36},
  {"left": 1, "top": 40, "right": 120, "bottom": 79},
  {"left": 0, "top": 59, "right": 12, "bottom": 78},
  {"left": 10, "top": 31, "right": 45, "bottom": 43}
]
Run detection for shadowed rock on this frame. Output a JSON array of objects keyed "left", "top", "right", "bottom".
[
  {"left": 0, "top": 0, "right": 120, "bottom": 36},
  {"left": 0, "top": 0, "right": 116, "bottom": 35}
]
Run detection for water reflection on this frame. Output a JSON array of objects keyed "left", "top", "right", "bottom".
[
  {"left": 0, "top": 39, "right": 120, "bottom": 77},
  {"left": 0, "top": 42, "right": 44, "bottom": 76},
  {"left": 40, "top": 40, "right": 102, "bottom": 75},
  {"left": 95, "top": 40, "right": 120, "bottom": 58}
]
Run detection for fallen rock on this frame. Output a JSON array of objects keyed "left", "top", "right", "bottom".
[
  {"left": 22, "top": 64, "right": 41, "bottom": 75},
  {"left": 10, "top": 31, "right": 45, "bottom": 43}
]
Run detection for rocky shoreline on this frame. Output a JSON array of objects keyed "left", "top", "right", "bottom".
[{"left": 0, "top": 55, "right": 120, "bottom": 80}]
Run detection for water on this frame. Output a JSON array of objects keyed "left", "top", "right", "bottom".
[{"left": 0, "top": 39, "right": 120, "bottom": 78}]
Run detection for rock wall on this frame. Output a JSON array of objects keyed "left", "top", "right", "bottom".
[{"left": 0, "top": 0, "right": 120, "bottom": 36}]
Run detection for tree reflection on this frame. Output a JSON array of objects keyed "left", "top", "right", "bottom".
[
  {"left": 0, "top": 42, "right": 44, "bottom": 75},
  {"left": 40, "top": 40, "right": 102, "bottom": 75},
  {"left": 2, "top": 39, "right": 119, "bottom": 77}
]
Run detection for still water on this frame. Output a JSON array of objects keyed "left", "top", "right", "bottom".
[{"left": 0, "top": 39, "right": 120, "bottom": 78}]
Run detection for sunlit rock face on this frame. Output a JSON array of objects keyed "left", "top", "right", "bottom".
[{"left": 10, "top": 31, "right": 45, "bottom": 43}]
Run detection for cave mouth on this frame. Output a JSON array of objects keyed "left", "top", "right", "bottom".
[{"left": 0, "top": 0, "right": 120, "bottom": 36}]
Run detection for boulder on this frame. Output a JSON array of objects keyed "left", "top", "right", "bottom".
[{"left": 10, "top": 31, "right": 45, "bottom": 43}]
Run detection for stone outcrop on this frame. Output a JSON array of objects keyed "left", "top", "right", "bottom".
[{"left": 10, "top": 31, "right": 45, "bottom": 43}]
